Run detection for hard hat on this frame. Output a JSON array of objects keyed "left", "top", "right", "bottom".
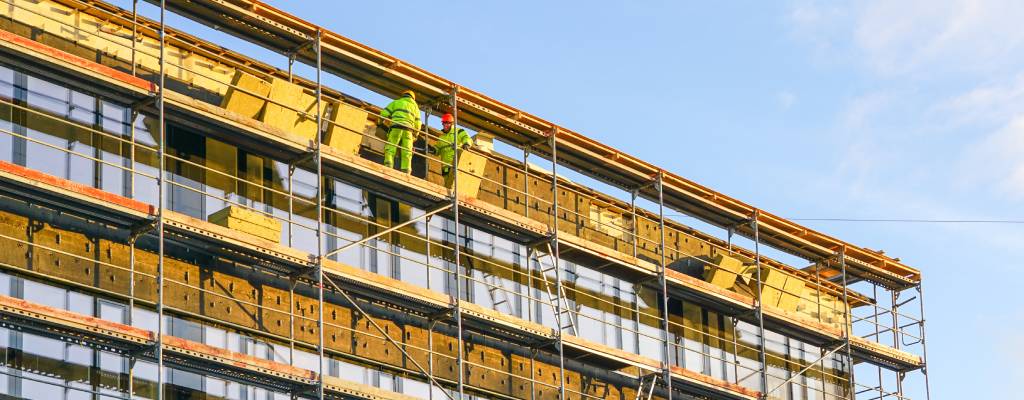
[
  {"left": 401, "top": 90, "right": 416, "bottom": 100},
  {"left": 441, "top": 113, "right": 455, "bottom": 123}
]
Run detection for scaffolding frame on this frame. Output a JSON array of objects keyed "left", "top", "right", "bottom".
[{"left": 0, "top": 0, "right": 933, "bottom": 398}]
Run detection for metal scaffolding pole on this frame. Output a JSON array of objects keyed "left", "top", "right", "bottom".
[
  {"left": 131, "top": 0, "right": 138, "bottom": 77},
  {"left": 891, "top": 288, "right": 904, "bottom": 399},
  {"left": 549, "top": 129, "right": 567, "bottom": 399},
  {"left": 874, "top": 286, "right": 884, "bottom": 400},
  {"left": 127, "top": 237, "right": 137, "bottom": 398},
  {"left": 451, "top": 85, "right": 466, "bottom": 400},
  {"left": 917, "top": 283, "right": 932, "bottom": 400},
  {"left": 314, "top": 29, "right": 326, "bottom": 400},
  {"left": 156, "top": 2, "right": 166, "bottom": 400},
  {"left": 751, "top": 210, "right": 768, "bottom": 398},
  {"left": 656, "top": 171, "right": 673, "bottom": 399},
  {"left": 523, "top": 147, "right": 529, "bottom": 219},
  {"left": 838, "top": 246, "right": 855, "bottom": 399},
  {"left": 631, "top": 190, "right": 638, "bottom": 259}
]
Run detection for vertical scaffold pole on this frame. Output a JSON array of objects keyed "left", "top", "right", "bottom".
[
  {"left": 523, "top": 146, "right": 529, "bottom": 219},
  {"left": 549, "top": 129, "right": 567, "bottom": 399},
  {"left": 631, "top": 190, "right": 638, "bottom": 259},
  {"left": 314, "top": 29, "right": 326, "bottom": 400},
  {"left": 425, "top": 210, "right": 434, "bottom": 400},
  {"left": 838, "top": 246, "right": 855, "bottom": 399},
  {"left": 917, "top": 283, "right": 932, "bottom": 400},
  {"left": 657, "top": 171, "right": 674, "bottom": 399},
  {"left": 751, "top": 210, "right": 768, "bottom": 397},
  {"left": 156, "top": 2, "right": 166, "bottom": 400},
  {"left": 874, "top": 285, "right": 883, "bottom": 400},
  {"left": 451, "top": 85, "right": 466, "bottom": 399},
  {"left": 131, "top": 0, "right": 138, "bottom": 77},
  {"left": 890, "top": 288, "right": 903, "bottom": 397},
  {"left": 127, "top": 106, "right": 137, "bottom": 398}
]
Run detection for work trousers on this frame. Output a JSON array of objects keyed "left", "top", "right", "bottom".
[{"left": 383, "top": 127, "right": 414, "bottom": 172}]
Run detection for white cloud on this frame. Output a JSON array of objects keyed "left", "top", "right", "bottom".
[
  {"left": 839, "top": 91, "right": 893, "bottom": 129},
  {"left": 935, "top": 72, "right": 1024, "bottom": 126},
  {"left": 790, "top": 0, "right": 1024, "bottom": 203},
  {"left": 960, "top": 116, "right": 1024, "bottom": 199},
  {"left": 790, "top": 0, "right": 1024, "bottom": 76},
  {"left": 777, "top": 90, "right": 797, "bottom": 109}
]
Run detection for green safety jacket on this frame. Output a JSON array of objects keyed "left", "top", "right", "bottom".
[
  {"left": 380, "top": 96, "right": 421, "bottom": 131},
  {"left": 435, "top": 127, "right": 473, "bottom": 167}
]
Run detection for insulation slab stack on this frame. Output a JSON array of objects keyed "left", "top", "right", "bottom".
[
  {"left": 704, "top": 253, "right": 745, "bottom": 289},
  {"left": 208, "top": 206, "right": 282, "bottom": 243},
  {"left": 220, "top": 70, "right": 272, "bottom": 120},
  {"left": 748, "top": 266, "right": 807, "bottom": 312},
  {"left": 454, "top": 150, "right": 488, "bottom": 197},
  {"left": 261, "top": 77, "right": 322, "bottom": 140},
  {"left": 325, "top": 103, "right": 373, "bottom": 155},
  {"left": 798, "top": 292, "right": 850, "bottom": 329}
]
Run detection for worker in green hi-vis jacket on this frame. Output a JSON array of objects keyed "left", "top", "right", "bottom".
[
  {"left": 431, "top": 113, "right": 473, "bottom": 188},
  {"left": 380, "top": 90, "right": 421, "bottom": 173}
]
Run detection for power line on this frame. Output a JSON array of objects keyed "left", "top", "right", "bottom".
[
  {"left": 789, "top": 218, "right": 1024, "bottom": 224},
  {"left": 664, "top": 215, "right": 1024, "bottom": 224}
]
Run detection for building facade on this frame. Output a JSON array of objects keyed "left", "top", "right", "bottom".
[{"left": 0, "top": 1, "right": 929, "bottom": 399}]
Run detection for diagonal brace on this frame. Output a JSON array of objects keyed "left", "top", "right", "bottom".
[
  {"left": 321, "top": 273, "right": 456, "bottom": 400},
  {"left": 321, "top": 203, "right": 451, "bottom": 260},
  {"left": 765, "top": 342, "right": 848, "bottom": 396}
]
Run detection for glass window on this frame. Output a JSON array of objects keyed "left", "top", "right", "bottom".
[
  {"left": 26, "top": 75, "right": 68, "bottom": 116},
  {"left": 22, "top": 332, "right": 62, "bottom": 359},
  {"left": 205, "top": 376, "right": 227, "bottom": 398},
  {"left": 22, "top": 279, "right": 65, "bottom": 309},
  {"left": 0, "top": 65, "right": 13, "bottom": 163},
  {"left": 20, "top": 371, "right": 63, "bottom": 400},
  {"left": 131, "top": 307, "right": 159, "bottom": 332},
  {"left": 204, "top": 325, "right": 227, "bottom": 349},
  {"left": 69, "top": 90, "right": 95, "bottom": 125},
  {"left": 25, "top": 124, "right": 68, "bottom": 179},
  {"left": 0, "top": 272, "right": 10, "bottom": 296},
  {"left": 99, "top": 350, "right": 124, "bottom": 374},
  {"left": 66, "top": 343, "right": 93, "bottom": 367},
  {"left": 167, "top": 315, "right": 202, "bottom": 342},
  {"left": 100, "top": 101, "right": 130, "bottom": 196},
  {"left": 68, "top": 291, "right": 94, "bottom": 316},
  {"left": 98, "top": 300, "right": 126, "bottom": 324},
  {"left": 167, "top": 368, "right": 203, "bottom": 393}
]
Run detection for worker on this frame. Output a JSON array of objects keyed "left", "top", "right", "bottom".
[
  {"left": 431, "top": 112, "right": 473, "bottom": 188},
  {"left": 380, "top": 90, "right": 422, "bottom": 173}
]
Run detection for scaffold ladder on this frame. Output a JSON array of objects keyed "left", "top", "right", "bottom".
[
  {"left": 635, "top": 373, "right": 658, "bottom": 400},
  {"left": 482, "top": 270, "right": 514, "bottom": 315},
  {"left": 534, "top": 242, "right": 578, "bottom": 336}
]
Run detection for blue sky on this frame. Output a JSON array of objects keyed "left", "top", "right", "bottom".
[{"left": 134, "top": 0, "right": 1022, "bottom": 397}]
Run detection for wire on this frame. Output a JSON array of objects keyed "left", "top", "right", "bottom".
[
  {"left": 789, "top": 218, "right": 1024, "bottom": 224},
  {"left": 663, "top": 215, "right": 1024, "bottom": 224}
]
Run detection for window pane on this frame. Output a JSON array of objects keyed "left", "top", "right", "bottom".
[{"left": 23, "top": 279, "right": 65, "bottom": 309}]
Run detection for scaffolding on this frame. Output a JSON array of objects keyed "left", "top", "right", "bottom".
[{"left": 0, "top": 0, "right": 930, "bottom": 399}]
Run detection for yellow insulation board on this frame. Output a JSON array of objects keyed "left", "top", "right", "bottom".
[{"left": 208, "top": 206, "right": 281, "bottom": 243}]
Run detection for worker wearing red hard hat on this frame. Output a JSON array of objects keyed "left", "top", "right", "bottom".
[
  {"left": 431, "top": 112, "right": 473, "bottom": 188},
  {"left": 379, "top": 90, "right": 421, "bottom": 173}
]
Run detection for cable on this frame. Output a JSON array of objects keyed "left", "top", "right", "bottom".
[
  {"left": 663, "top": 214, "right": 1024, "bottom": 224},
  {"left": 789, "top": 218, "right": 1024, "bottom": 224}
]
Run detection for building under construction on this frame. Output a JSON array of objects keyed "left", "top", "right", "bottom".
[{"left": 0, "top": 1, "right": 930, "bottom": 399}]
